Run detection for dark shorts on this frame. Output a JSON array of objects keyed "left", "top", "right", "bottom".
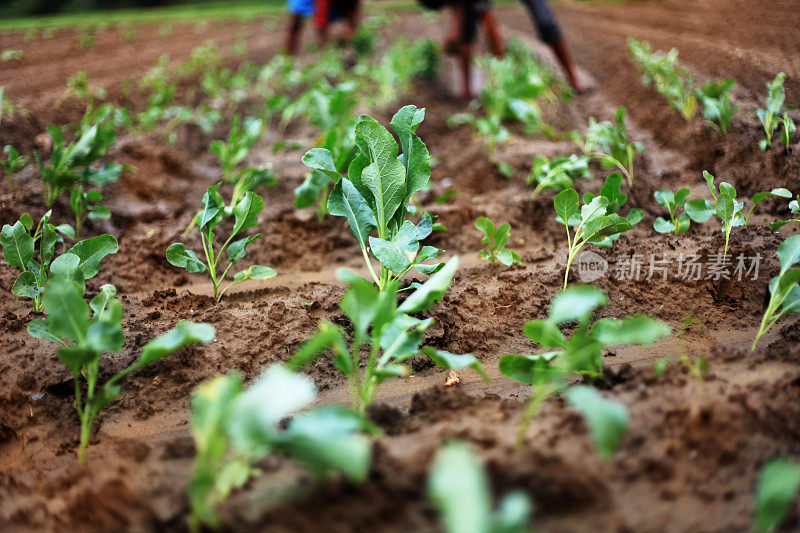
[{"left": 518, "top": 0, "right": 562, "bottom": 45}]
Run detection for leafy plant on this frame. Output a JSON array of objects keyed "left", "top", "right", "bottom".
[
  {"left": 1, "top": 211, "right": 115, "bottom": 312},
  {"left": 428, "top": 441, "right": 532, "bottom": 533},
  {"left": 2, "top": 145, "right": 27, "bottom": 188},
  {"left": 628, "top": 38, "right": 697, "bottom": 120},
  {"left": 752, "top": 235, "right": 800, "bottom": 351},
  {"left": 304, "top": 106, "right": 445, "bottom": 290},
  {"left": 210, "top": 115, "right": 275, "bottom": 205},
  {"left": 756, "top": 73, "right": 787, "bottom": 151},
  {"left": 475, "top": 217, "right": 520, "bottom": 266},
  {"left": 35, "top": 120, "right": 122, "bottom": 207},
  {"left": 574, "top": 107, "right": 643, "bottom": 188},
  {"left": 290, "top": 258, "right": 487, "bottom": 415},
  {"left": 654, "top": 188, "right": 692, "bottom": 234},
  {"left": 526, "top": 154, "right": 590, "bottom": 201},
  {"left": 695, "top": 79, "right": 738, "bottom": 134},
  {"left": 70, "top": 186, "right": 111, "bottom": 238},
  {"left": 30, "top": 276, "right": 214, "bottom": 461},
  {"left": 754, "top": 458, "right": 800, "bottom": 533},
  {"left": 167, "top": 186, "right": 276, "bottom": 302},
  {"left": 188, "top": 364, "right": 371, "bottom": 532},
  {"left": 1, "top": 48, "right": 23, "bottom": 61},
  {"left": 410, "top": 39, "right": 441, "bottom": 80},
  {"left": 698, "top": 171, "right": 790, "bottom": 260},
  {"left": 499, "top": 285, "right": 670, "bottom": 448},
  {"left": 553, "top": 188, "right": 634, "bottom": 289}
]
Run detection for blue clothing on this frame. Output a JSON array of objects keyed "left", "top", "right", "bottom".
[{"left": 288, "top": 0, "right": 314, "bottom": 17}]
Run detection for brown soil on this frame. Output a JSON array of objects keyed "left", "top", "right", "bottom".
[{"left": 1, "top": 0, "right": 800, "bottom": 531}]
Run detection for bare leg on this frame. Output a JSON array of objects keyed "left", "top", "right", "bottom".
[
  {"left": 459, "top": 42, "right": 473, "bottom": 99},
  {"left": 444, "top": 6, "right": 462, "bottom": 55},
  {"left": 285, "top": 14, "right": 304, "bottom": 55},
  {"left": 480, "top": 11, "right": 505, "bottom": 57},
  {"left": 550, "top": 37, "right": 583, "bottom": 92}
]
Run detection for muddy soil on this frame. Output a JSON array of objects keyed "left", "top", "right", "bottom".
[{"left": 1, "top": 0, "right": 800, "bottom": 531}]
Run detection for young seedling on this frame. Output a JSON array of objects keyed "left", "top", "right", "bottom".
[
  {"left": 527, "top": 154, "right": 590, "bottom": 201},
  {"left": 210, "top": 115, "right": 275, "bottom": 205},
  {"left": 304, "top": 106, "right": 445, "bottom": 290},
  {"left": 30, "top": 277, "right": 214, "bottom": 461},
  {"left": 499, "top": 285, "right": 670, "bottom": 449},
  {"left": 35, "top": 120, "right": 123, "bottom": 207},
  {"left": 553, "top": 188, "right": 634, "bottom": 289},
  {"left": 752, "top": 235, "right": 800, "bottom": 351},
  {"left": 70, "top": 186, "right": 111, "bottom": 239},
  {"left": 756, "top": 72, "right": 787, "bottom": 151},
  {"left": 754, "top": 458, "right": 800, "bottom": 533},
  {"left": 574, "top": 107, "right": 643, "bottom": 188},
  {"left": 428, "top": 441, "right": 532, "bottom": 533},
  {"left": 654, "top": 188, "right": 692, "bottom": 234},
  {"left": 2, "top": 145, "right": 27, "bottom": 188},
  {"left": 628, "top": 38, "right": 697, "bottom": 120},
  {"left": 290, "top": 258, "right": 487, "bottom": 415},
  {"left": 1, "top": 211, "right": 115, "bottom": 312},
  {"left": 695, "top": 79, "right": 738, "bottom": 134},
  {"left": 167, "top": 185, "right": 276, "bottom": 302},
  {"left": 188, "top": 365, "right": 371, "bottom": 532},
  {"left": 697, "top": 171, "right": 790, "bottom": 260},
  {"left": 475, "top": 217, "right": 520, "bottom": 266}
]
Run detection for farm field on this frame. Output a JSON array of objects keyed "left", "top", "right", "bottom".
[{"left": 1, "top": 0, "right": 800, "bottom": 531}]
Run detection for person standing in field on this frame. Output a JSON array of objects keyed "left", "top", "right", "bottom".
[{"left": 285, "top": 0, "right": 361, "bottom": 55}]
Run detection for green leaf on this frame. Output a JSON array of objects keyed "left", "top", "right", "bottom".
[
  {"left": 43, "top": 277, "right": 89, "bottom": 344},
  {"left": 328, "top": 178, "right": 377, "bottom": 249},
  {"left": 475, "top": 217, "right": 494, "bottom": 239},
  {"left": 232, "top": 265, "right": 276, "bottom": 283},
  {"left": 653, "top": 217, "right": 676, "bottom": 234},
  {"left": 428, "top": 441, "right": 493, "bottom": 533},
  {"left": 302, "top": 148, "right": 341, "bottom": 182},
  {"left": 353, "top": 117, "right": 406, "bottom": 233},
  {"left": 498, "top": 352, "right": 559, "bottom": 386},
  {"left": 166, "top": 243, "right": 208, "bottom": 274},
  {"left": 754, "top": 458, "right": 800, "bottom": 533},
  {"left": 369, "top": 220, "right": 419, "bottom": 273},
  {"left": 716, "top": 193, "right": 735, "bottom": 226},
  {"left": 49, "top": 253, "right": 83, "bottom": 284},
  {"left": 275, "top": 406, "right": 372, "bottom": 482},
  {"left": 684, "top": 198, "right": 716, "bottom": 223},
  {"left": 378, "top": 314, "right": 430, "bottom": 366},
  {"left": 549, "top": 285, "right": 608, "bottom": 324},
  {"left": 653, "top": 189, "right": 674, "bottom": 210},
  {"left": 398, "top": 256, "right": 458, "bottom": 313},
  {"left": 12, "top": 272, "right": 40, "bottom": 298},
  {"left": 228, "top": 364, "right": 317, "bottom": 450},
  {"left": 523, "top": 319, "right": 566, "bottom": 348},
  {"left": 702, "top": 170, "right": 717, "bottom": 198},
  {"left": 340, "top": 276, "right": 381, "bottom": 337},
  {"left": 66, "top": 234, "right": 118, "bottom": 280},
  {"left": 231, "top": 192, "right": 263, "bottom": 235},
  {"left": 776, "top": 235, "right": 800, "bottom": 273},
  {"left": 138, "top": 321, "right": 215, "bottom": 366},
  {"left": 1, "top": 221, "right": 34, "bottom": 270},
  {"left": 591, "top": 316, "right": 671, "bottom": 346},
  {"left": 85, "top": 301, "right": 124, "bottom": 354},
  {"left": 390, "top": 105, "right": 430, "bottom": 198},
  {"left": 422, "top": 347, "right": 489, "bottom": 381},
  {"left": 89, "top": 283, "right": 117, "bottom": 317},
  {"left": 227, "top": 234, "right": 261, "bottom": 262},
  {"left": 287, "top": 321, "right": 346, "bottom": 372},
  {"left": 566, "top": 386, "right": 629, "bottom": 460},
  {"left": 554, "top": 188, "right": 579, "bottom": 225},
  {"left": 27, "top": 318, "right": 61, "bottom": 343},
  {"left": 198, "top": 184, "right": 225, "bottom": 231}
]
